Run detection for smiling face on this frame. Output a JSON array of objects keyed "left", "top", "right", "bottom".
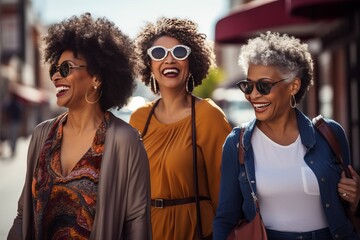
[
  {"left": 245, "top": 64, "right": 300, "bottom": 122},
  {"left": 150, "top": 36, "right": 190, "bottom": 94},
  {"left": 50, "top": 50, "right": 97, "bottom": 109}
]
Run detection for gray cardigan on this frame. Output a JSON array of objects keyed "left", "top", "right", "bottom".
[{"left": 8, "top": 112, "right": 152, "bottom": 240}]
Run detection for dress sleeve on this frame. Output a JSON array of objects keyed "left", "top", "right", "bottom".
[
  {"left": 196, "top": 100, "right": 232, "bottom": 207},
  {"left": 129, "top": 103, "right": 152, "bottom": 135}
]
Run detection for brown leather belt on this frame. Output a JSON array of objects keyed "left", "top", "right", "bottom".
[{"left": 151, "top": 196, "right": 210, "bottom": 208}]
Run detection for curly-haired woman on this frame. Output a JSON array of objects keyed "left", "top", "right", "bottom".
[
  {"left": 213, "top": 31, "right": 360, "bottom": 240},
  {"left": 129, "top": 17, "right": 232, "bottom": 240},
  {"left": 8, "top": 13, "right": 151, "bottom": 240}
]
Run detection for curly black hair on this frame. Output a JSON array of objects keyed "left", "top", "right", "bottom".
[
  {"left": 134, "top": 16, "right": 215, "bottom": 94},
  {"left": 239, "top": 31, "right": 314, "bottom": 103},
  {"left": 43, "top": 13, "right": 136, "bottom": 111}
]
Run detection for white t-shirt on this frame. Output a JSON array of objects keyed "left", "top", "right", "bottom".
[{"left": 252, "top": 126, "right": 328, "bottom": 232}]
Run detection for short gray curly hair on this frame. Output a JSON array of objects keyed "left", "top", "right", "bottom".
[{"left": 238, "top": 31, "right": 314, "bottom": 102}]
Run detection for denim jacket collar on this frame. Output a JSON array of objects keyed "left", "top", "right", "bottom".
[{"left": 242, "top": 108, "right": 317, "bottom": 151}]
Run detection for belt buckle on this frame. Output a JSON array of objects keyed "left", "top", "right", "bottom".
[{"left": 154, "top": 199, "right": 164, "bottom": 208}]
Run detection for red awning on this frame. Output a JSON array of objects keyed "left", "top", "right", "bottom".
[
  {"left": 215, "top": 0, "right": 319, "bottom": 44},
  {"left": 9, "top": 82, "right": 49, "bottom": 104},
  {"left": 289, "top": 0, "right": 360, "bottom": 19}
]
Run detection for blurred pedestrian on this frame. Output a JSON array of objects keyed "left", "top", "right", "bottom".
[
  {"left": 213, "top": 31, "right": 360, "bottom": 240},
  {"left": 4, "top": 94, "right": 22, "bottom": 158},
  {"left": 8, "top": 13, "right": 151, "bottom": 240},
  {"left": 130, "top": 17, "right": 232, "bottom": 239}
]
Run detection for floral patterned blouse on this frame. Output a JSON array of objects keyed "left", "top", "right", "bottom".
[{"left": 32, "top": 112, "right": 109, "bottom": 239}]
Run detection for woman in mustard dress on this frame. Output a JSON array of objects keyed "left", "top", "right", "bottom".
[{"left": 130, "top": 17, "right": 232, "bottom": 240}]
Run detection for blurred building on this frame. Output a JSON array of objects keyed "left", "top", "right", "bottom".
[
  {"left": 214, "top": 0, "right": 360, "bottom": 168},
  {"left": 0, "top": 0, "right": 53, "bottom": 141}
]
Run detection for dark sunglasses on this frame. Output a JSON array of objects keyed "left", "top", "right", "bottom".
[
  {"left": 236, "top": 78, "right": 288, "bottom": 95},
  {"left": 49, "top": 60, "right": 87, "bottom": 79},
  {"left": 147, "top": 45, "right": 191, "bottom": 61}
]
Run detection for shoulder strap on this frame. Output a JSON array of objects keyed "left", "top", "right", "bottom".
[
  {"left": 312, "top": 115, "right": 351, "bottom": 178},
  {"left": 142, "top": 96, "right": 204, "bottom": 238},
  {"left": 141, "top": 98, "right": 160, "bottom": 138},
  {"left": 238, "top": 127, "right": 245, "bottom": 165},
  {"left": 238, "top": 126, "right": 261, "bottom": 211}
]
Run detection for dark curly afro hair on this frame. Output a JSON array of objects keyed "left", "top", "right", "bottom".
[
  {"left": 43, "top": 13, "right": 136, "bottom": 111},
  {"left": 134, "top": 16, "right": 215, "bottom": 94}
]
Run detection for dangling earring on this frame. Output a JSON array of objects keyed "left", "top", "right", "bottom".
[
  {"left": 186, "top": 73, "right": 195, "bottom": 93},
  {"left": 290, "top": 94, "right": 297, "bottom": 108},
  {"left": 85, "top": 86, "right": 102, "bottom": 104},
  {"left": 150, "top": 74, "right": 158, "bottom": 94}
]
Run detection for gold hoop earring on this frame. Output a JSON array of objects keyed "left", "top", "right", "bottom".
[
  {"left": 290, "top": 94, "right": 297, "bottom": 108},
  {"left": 150, "top": 74, "right": 158, "bottom": 94},
  {"left": 85, "top": 89, "right": 102, "bottom": 104},
  {"left": 186, "top": 73, "right": 195, "bottom": 93}
]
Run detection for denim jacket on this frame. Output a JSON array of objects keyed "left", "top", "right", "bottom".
[{"left": 213, "top": 109, "right": 359, "bottom": 240}]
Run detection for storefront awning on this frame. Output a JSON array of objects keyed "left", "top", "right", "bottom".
[
  {"left": 215, "top": 0, "right": 320, "bottom": 44},
  {"left": 289, "top": 0, "right": 360, "bottom": 19},
  {"left": 9, "top": 82, "right": 49, "bottom": 104}
]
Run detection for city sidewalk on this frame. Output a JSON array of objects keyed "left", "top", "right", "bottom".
[{"left": 0, "top": 136, "right": 30, "bottom": 239}]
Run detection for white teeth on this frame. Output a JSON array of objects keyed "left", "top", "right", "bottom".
[
  {"left": 163, "top": 68, "right": 179, "bottom": 74},
  {"left": 253, "top": 103, "right": 270, "bottom": 109},
  {"left": 56, "top": 86, "right": 70, "bottom": 94}
]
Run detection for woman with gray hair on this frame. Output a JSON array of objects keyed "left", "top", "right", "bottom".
[{"left": 213, "top": 31, "right": 360, "bottom": 239}]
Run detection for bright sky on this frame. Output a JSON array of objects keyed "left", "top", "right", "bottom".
[{"left": 32, "top": 0, "right": 229, "bottom": 41}]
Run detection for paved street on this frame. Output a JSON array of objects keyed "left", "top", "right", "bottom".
[{"left": 0, "top": 137, "right": 29, "bottom": 239}]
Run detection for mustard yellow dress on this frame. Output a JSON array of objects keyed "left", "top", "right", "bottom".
[{"left": 130, "top": 98, "right": 232, "bottom": 240}]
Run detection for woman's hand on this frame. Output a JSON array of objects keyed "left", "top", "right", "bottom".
[{"left": 338, "top": 165, "right": 360, "bottom": 213}]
